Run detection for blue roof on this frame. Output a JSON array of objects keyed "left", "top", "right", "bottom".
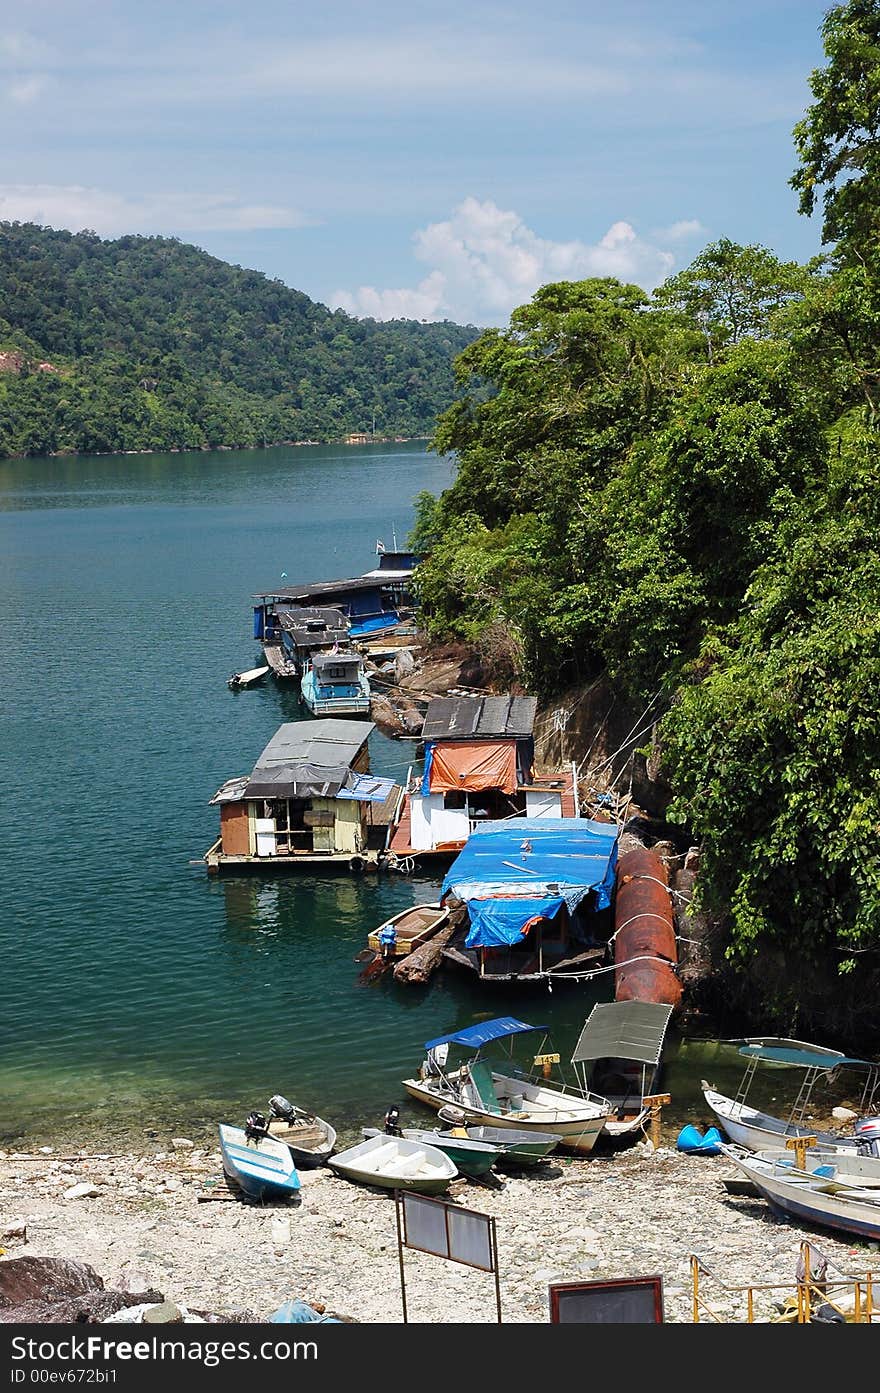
[
  {"left": 424, "top": 1016, "right": 547, "bottom": 1052},
  {"left": 736, "top": 1038, "right": 877, "bottom": 1071}
]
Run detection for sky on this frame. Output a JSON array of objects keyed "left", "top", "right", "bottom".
[{"left": 0, "top": 0, "right": 833, "bottom": 328}]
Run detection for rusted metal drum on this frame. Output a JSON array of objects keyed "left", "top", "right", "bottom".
[{"left": 614, "top": 846, "right": 682, "bottom": 1007}]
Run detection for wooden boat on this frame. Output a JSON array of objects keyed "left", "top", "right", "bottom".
[
  {"left": 720, "top": 1144, "right": 880, "bottom": 1242},
  {"left": 435, "top": 1111, "right": 562, "bottom": 1166},
  {"left": 218, "top": 1122, "right": 301, "bottom": 1201},
  {"left": 328, "top": 1134, "right": 457, "bottom": 1194},
  {"left": 367, "top": 903, "right": 450, "bottom": 959},
  {"left": 361, "top": 1124, "right": 501, "bottom": 1178},
  {"left": 570, "top": 1001, "right": 674, "bottom": 1141},
  {"left": 265, "top": 1095, "right": 336, "bottom": 1167},
  {"left": 403, "top": 1017, "right": 611, "bottom": 1154},
  {"left": 228, "top": 665, "right": 270, "bottom": 689}
]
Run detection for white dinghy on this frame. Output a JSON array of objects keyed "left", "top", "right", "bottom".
[{"left": 328, "top": 1134, "right": 457, "bottom": 1194}]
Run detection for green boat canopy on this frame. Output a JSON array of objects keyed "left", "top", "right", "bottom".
[
  {"left": 571, "top": 1001, "right": 673, "bottom": 1067},
  {"left": 731, "top": 1037, "right": 878, "bottom": 1071}
]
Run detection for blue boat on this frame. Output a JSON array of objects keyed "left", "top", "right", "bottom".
[
  {"left": 218, "top": 1123, "right": 301, "bottom": 1201},
  {"left": 300, "top": 650, "right": 371, "bottom": 716}
]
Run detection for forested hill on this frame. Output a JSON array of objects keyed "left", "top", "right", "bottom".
[{"left": 0, "top": 222, "right": 479, "bottom": 457}]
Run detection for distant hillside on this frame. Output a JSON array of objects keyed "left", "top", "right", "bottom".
[{"left": 0, "top": 223, "right": 479, "bottom": 458}]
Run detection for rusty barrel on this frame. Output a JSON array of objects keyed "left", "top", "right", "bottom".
[{"left": 614, "top": 846, "right": 682, "bottom": 1007}]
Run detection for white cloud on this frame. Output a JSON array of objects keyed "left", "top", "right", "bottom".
[
  {"left": 660, "top": 219, "right": 707, "bottom": 241},
  {"left": 333, "top": 198, "right": 679, "bottom": 326},
  {"left": 0, "top": 184, "right": 310, "bottom": 235},
  {"left": 6, "top": 75, "right": 48, "bottom": 104}
]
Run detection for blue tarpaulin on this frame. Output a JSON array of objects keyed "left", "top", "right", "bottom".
[
  {"left": 464, "top": 895, "right": 565, "bottom": 949},
  {"left": 441, "top": 818, "right": 618, "bottom": 949},
  {"left": 349, "top": 612, "right": 400, "bottom": 637},
  {"left": 421, "top": 743, "right": 433, "bottom": 796},
  {"left": 425, "top": 1016, "right": 546, "bottom": 1052}
]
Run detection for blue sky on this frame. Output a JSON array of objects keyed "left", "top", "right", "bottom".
[{"left": 1, "top": 0, "right": 831, "bottom": 326}]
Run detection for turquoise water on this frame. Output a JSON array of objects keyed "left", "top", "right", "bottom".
[{"left": 0, "top": 443, "right": 853, "bottom": 1148}]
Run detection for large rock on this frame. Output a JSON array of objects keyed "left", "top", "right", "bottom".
[{"left": 0, "top": 1256, "right": 163, "bottom": 1324}]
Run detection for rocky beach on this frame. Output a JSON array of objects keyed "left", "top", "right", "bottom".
[{"left": 3, "top": 1136, "right": 878, "bottom": 1325}]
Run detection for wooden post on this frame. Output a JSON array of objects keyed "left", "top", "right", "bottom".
[
  {"left": 785, "top": 1135, "right": 817, "bottom": 1172},
  {"left": 533, "top": 1052, "right": 560, "bottom": 1081},
  {"left": 690, "top": 1255, "right": 700, "bottom": 1323},
  {"left": 643, "top": 1093, "right": 671, "bottom": 1150}
]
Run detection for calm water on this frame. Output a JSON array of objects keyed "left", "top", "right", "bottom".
[{"left": 0, "top": 444, "right": 853, "bottom": 1147}]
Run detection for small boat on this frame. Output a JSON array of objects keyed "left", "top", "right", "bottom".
[
  {"left": 367, "top": 903, "right": 450, "bottom": 959},
  {"left": 328, "top": 1134, "right": 457, "bottom": 1194},
  {"left": 265, "top": 1094, "right": 336, "bottom": 1168},
  {"left": 218, "top": 1120, "right": 301, "bottom": 1201},
  {"left": 702, "top": 1038, "right": 880, "bottom": 1155},
  {"left": 752, "top": 1144, "right": 880, "bottom": 1187},
  {"left": 362, "top": 1111, "right": 501, "bottom": 1178},
  {"left": 300, "top": 650, "right": 371, "bottom": 716},
  {"left": 435, "top": 1110, "right": 562, "bottom": 1167},
  {"left": 402, "top": 1017, "right": 611, "bottom": 1154},
  {"left": 228, "top": 665, "right": 270, "bottom": 689},
  {"left": 719, "top": 1143, "right": 880, "bottom": 1243},
  {"left": 570, "top": 1000, "right": 674, "bottom": 1141}
]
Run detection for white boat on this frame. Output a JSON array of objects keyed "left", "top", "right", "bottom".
[
  {"left": 265, "top": 1094, "right": 336, "bottom": 1167},
  {"left": 300, "top": 651, "right": 371, "bottom": 716},
  {"left": 701, "top": 1037, "right": 880, "bottom": 1154},
  {"left": 402, "top": 1017, "right": 611, "bottom": 1154},
  {"left": 570, "top": 1001, "right": 674, "bottom": 1140},
  {"left": 228, "top": 664, "right": 270, "bottom": 689},
  {"left": 720, "top": 1143, "right": 880, "bottom": 1243},
  {"left": 752, "top": 1147, "right": 880, "bottom": 1187},
  {"left": 328, "top": 1134, "right": 457, "bottom": 1194}
]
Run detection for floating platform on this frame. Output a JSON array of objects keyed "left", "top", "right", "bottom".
[{"left": 204, "top": 837, "right": 384, "bottom": 874}]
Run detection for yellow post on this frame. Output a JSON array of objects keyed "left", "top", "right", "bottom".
[
  {"left": 533, "top": 1052, "right": 560, "bottom": 1081},
  {"left": 866, "top": 1272, "right": 874, "bottom": 1321},
  {"left": 854, "top": 1282, "right": 862, "bottom": 1324},
  {"left": 786, "top": 1134, "right": 817, "bottom": 1171},
  {"left": 800, "top": 1242, "right": 812, "bottom": 1323},
  {"left": 747, "top": 1288, "right": 754, "bottom": 1323},
  {"left": 644, "top": 1093, "right": 671, "bottom": 1150},
  {"left": 691, "top": 1255, "right": 700, "bottom": 1323}
]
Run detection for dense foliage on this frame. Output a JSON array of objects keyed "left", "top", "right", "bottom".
[
  {"left": 415, "top": 1, "right": 880, "bottom": 973},
  {"left": 0, "top": 224, "right": 478, "bottom": 456}
]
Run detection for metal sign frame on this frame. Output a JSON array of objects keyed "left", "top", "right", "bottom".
[
  {"left": 549, "top": 1275, "right": 665, "bottom": 1324},
  {"left": 395, "top": 1190, "right": 502, "bottom": 1323}
]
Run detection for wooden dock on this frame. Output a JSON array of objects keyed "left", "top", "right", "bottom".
[
  {"left": 203, "top": 838, "right": 382, "bottom": 874},
  {"left": 262, "top": 642, "right": 298, "bottom": 680}
]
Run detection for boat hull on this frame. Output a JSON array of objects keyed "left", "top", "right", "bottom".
[
  {"left": 329, "top": 1135, "right": 457, "bottom": 1194},
  {"left": 403, "top": 1075, "right": 606, "bottom": 1154},
  {"left": 268, "top": 1115, "right": 337, "bottom": 1168},
  {"left": 703, "top": 1085, "right": 858, "bottom": 1154},
  {"left": 218, "top": 1124, "right": 301, "bottom": 1201},
  {"left": 721, "top": 1147, "right": 880, "bottom": 1243}
]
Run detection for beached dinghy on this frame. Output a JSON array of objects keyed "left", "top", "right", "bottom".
[
  {"left": 403, "top": 1017, "right": 611, "bottom": 1154},
  {"left": 720, "top": 1143, "right": 880, "bottom": 1243},
  {"left": 265, "top": 1094, "right": 337, "bottom": 1168},
  {"left": 328, "top": 1134, "right": 457, "bottom": 1194},
  {"left": 362, "top": 1109, "right": 501, "bottom": 1178},
  {"left": 218, "top": 1120, "right": 301, "bottom": 1201},
  {"left": 435, "top": 1110, "right": 561, "bottom": 1167}
]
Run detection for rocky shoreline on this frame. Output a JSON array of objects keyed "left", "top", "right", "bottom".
[{"left": 3, "top": 1139, "right": 877, "bottom": 1324}]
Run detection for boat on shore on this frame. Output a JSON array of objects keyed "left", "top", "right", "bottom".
[
  {"left": 328, "top": 1134, "right": 457, "bottom": 1194},
  {"left": 362, "top": 1118, "right": 501, "bottom": 1178},
  {"left": 702, "top": 1037, "right": 880, "bottom": 1154},
  {"left": 569, "top": 1000, "right": 674, "bottom": 1141},
  {"left": 720, "top": 1143, "right": 880, "bottom": 1243},
  {"left": 402, "top": 1017, "right": 611, "bottom": 1154},
  {"left": 264, "top": 1094, "right": 336, "bottom": 1168},
  {"left": 218, "top": 1122, "right": 301, "bottom": 1202},
  {"left": 434, "top": 1111, "right": 562, "bottom": 1166}
]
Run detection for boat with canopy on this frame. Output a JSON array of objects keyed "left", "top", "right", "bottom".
[
  {"left": 702, "top": 1038, "right": 880, "bottom": 1153},
  {"left": 570, "top": 1000, "right": 674, "bottom": 1140},
  {"left": 402, "top": 1016, "right": 611, "bottom": 1153}
]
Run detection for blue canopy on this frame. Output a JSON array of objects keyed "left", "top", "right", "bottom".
[
  {"left": 735, "top": 1038, "right": 877, "bottom": 1071},
  {"left": 442, "top": 818, "right": 618, "bottom": 948},
  {"left": 464, "top": 895, "right": 565, "bottom": 949},
  {"left": 424, "top": 1016, "right": 546, "bottom": 1052}
]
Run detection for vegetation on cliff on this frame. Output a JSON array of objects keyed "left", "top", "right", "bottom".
[
  {"left": 414, "top": 0, "right": 880, "bottom": 977},
  {"left": 0, "top": 225, "right": 478, "bottom": 457}
]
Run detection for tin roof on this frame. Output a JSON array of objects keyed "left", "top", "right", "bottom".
[
  {"left": 254, "top": 719, "right": 373, "bottom": 768},
  {"left": 421, "top": 695, "right": 537, "bottom": 742}
]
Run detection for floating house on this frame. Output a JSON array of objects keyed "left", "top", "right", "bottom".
[
  {"left": 258, "top": 606, "right": 351, "bottom": 680},
  {"left": 389, "top": 695, "right": 578, "bottom": 861},
  {"left": 204, "top": 719, "right": 402, "bottom": 872},
  {"left": 439, "top": 817, "right": 619, "bottom": 982},
  {"left": 253, "top": 552, "right": 418, "bottom": 655},
  {"left": 300, "top": 649, "right": 371, "bottom": 717}
]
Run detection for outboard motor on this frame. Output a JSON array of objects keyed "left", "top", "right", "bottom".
[
  {"left": 384, "top": 1105, "right": 402, "bottom": 1135},
  {"left": 854, "top": 1117, "right": 880, "bottom": 1157},
  {"left": 268, "top": 1094, "right": 297, "bottom": 1124},
  {"left": 244, "top": 1110, "right": 269, "bottom": 1141}
]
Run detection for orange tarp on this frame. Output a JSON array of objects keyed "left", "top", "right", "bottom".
[{"left": 428, "top": 740, "right": 518, "bottom": 795}]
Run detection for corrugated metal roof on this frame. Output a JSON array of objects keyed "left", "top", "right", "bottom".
[
  {"left": 254, "top": 576, "right": 389, "bottom": 602},
  {"left": 571, "top": 1002, "right": 674, "bottom": 1066},
  {"left": 254, "top": 719, "right": 373, "bottom": 769},
  {"left": 421, "top": 695, "right": 537, "bottom": 741}
]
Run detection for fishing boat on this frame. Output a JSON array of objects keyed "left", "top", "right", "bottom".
[
  {"left": 569, "top": 1000, "right": 674, "bottom": 1141},
  {"left": 328, "top": 1134, "right": 457, "bottom": 1194},
  {"left": 218, "top": 1121, "right": 301, "bottom": 1201},
  {"left": 435, "top": 1111, "right": 562, "bottom": 1167},
  {"left": 701, "top": 1038, "right": 880, "bottom": 1153},
  {"left": 362, "top": 1115, "right": 501, "bottom": 1179},
  {"left": 228, "top": 664, "right": 270, "bottom": 689},
  {"left": 300, "top": 651, "right": 371, "bottom": 717},
  {"left": 719, "top": 1143, "right": 880, "bottom": 1243},
  {"left": 402, "top": 1017, "right": 611, "bottom": 1154},
  {"left": 367, "top": 903, "right": 450, "bottom": 959},
  {"left": 752, "top": 1143, "right": 880, "bottom": 1187},
  {"left": 264, "top": 1094, "right": 337, "bottom": 1168}
]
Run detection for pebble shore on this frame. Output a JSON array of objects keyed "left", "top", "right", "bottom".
[{"left": 3, "top": 1138, "right": 878, "bottom": 1323}]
